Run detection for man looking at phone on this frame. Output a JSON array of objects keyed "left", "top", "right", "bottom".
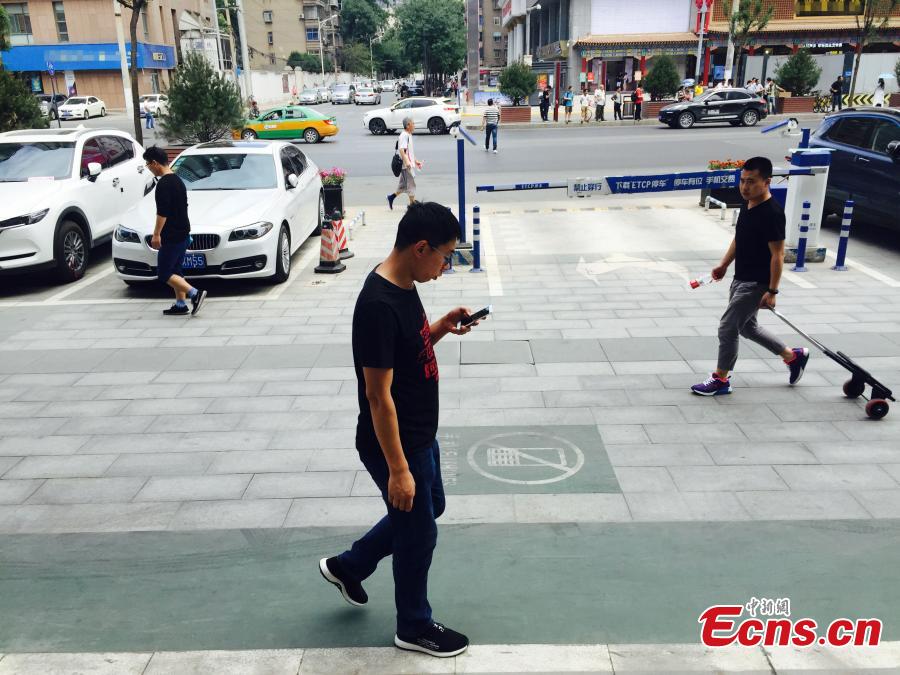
[
  {"left": 319, "top": 202, "right": 480, "bottom": 658},
  {"left": 691, "top": 156, "right": 809, "bottom": 396}
]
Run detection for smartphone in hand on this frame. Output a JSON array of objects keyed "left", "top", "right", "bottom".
[{"left": 461, "top": 305, "right": 492, "bottom": 327}]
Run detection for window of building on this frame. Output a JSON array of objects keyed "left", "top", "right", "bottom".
[
  {"left": 267, "top": 31, "right": 274, "bottom": 45},
  {"left": 479, "top": 14, "right": 483, "bottom": 25},
  {"left": 493, "top": 31, "right": 501, "bottom": 42},
  {"left": 493, "top": 49, "right": 501, "bottom": 58},
  {"left": 303, "top": 5, "right": 318, "bottom": 20},
  {"left": 493, "top": 16, "right": 500, "bottom": 25},
  {"left": 307, "top": 27, "right": 319, "bottom": 41},
  {"left": 141, "top": 8, "right": 149, "bottom": 39},
  {"left": 795, "top": 0, "right": 862, "bottom": 16},
  {"left": 4, "top": 3, "right": 32, "bottom": 45},
  {"left": 263, "top": 10, "right": 273, "bottom": 22},
  {"left": 52, "top": 1, "right": 69, "bottom": 42},
  {"left": 269, "top": 53, "right": 277, "bottom": 65}
]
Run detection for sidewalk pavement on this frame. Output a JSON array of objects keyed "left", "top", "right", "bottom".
[{"left": 1, "top": 195, "right": 899, "bottom": 671}]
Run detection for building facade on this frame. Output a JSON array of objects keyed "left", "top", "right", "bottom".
[
  {"left": 0, "top": 0, "right": 233, "bottom": 108},
  {"left": 241, "top": 0, "right": 340, "bottom": 73}
]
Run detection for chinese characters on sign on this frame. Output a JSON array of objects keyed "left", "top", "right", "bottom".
[{"left": 608, "top": 170, "right": 739, "bottom": 194}]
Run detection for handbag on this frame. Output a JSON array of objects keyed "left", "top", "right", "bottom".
[{"left": 391, "top": 140, "right": 402, "bottom": 177}]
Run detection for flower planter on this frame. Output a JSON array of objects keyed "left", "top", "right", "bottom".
[
  {"left": 323, "top": 185, "right": 344, "bottom": 218},
  {"left": 644, "top": 100, "right": 674, "bottom": 119},
  {"left": 164, "top": 145, "right": 190, "bottom": 165},
  {"left": 500, "top": 105, "right": 532, "bottom": 123},
  {"left": 890, "top": 93, "right": 900, "bottom": 108},
  {"left": 780, "top": 96, "right": 815, "bottom": 114}
]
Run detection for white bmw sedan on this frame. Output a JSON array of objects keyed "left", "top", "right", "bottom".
[
  {"left": 58, "top": 96, "right": 106, "bottom": 120},
  {"left": 112, "top": 140, "right": 324, "bottom": 285}
]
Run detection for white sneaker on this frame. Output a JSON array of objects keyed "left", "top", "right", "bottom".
[{"left": 492, "top": 149, "right": 498, "bottom": 154}]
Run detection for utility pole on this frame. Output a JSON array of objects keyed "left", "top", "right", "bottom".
[
  {"left": 234, "top": 0, "right": 252, "bottom": 98},
  {"left": 694, "top": 0, "right": 708, "bottom": 82},
  {"left": 723, "top": 0, "right": 739, "bottom": 84},
  {"left": 318, "top": 14, "right": 338, "bottom": 84},
  {"left": 113, "top": 0, "right": 133, "bottom": 116}
]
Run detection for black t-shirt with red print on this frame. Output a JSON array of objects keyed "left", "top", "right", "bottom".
[{"left": 353, "top": 269, "right": 439, "bottom": 456}]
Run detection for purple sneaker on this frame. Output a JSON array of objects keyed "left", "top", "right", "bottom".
[
  {"left": 786, "top": 347, "right": 810, "bottom": 385},
  {"left": 691, "top": 373, "right": 732, "bottom": 396}
]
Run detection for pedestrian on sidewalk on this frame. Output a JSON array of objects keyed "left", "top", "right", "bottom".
[
  {"left": 387, "top": 117, "right": 422, "bottom": 210},
  {"left": 691, "top": 156, "right": 809, "bottom": 397},
  {"left": 633, "top": 84, "right": 644, "bottom": 122},
  {"left": 874, "top": 78, "right": 886, "bottom": 107},
  {"left": 595, "top": 84, "right": 606, "bottom": 122},
  {"left": 579, "top": 89, "right": 591, "bottom": 124},
  {"left": 319, "top": 202, "right": 480, "bottom": 659},
  {"left": 145, "top": 108, "right": 155, "bottom": 130},
  {"left": 539, "top": 86, "right": 551, "bottom": 121},
  {"left": 765, "top": 78, "right": 783, "bottom": 115},
  {"left": 830, "top": 75, "right": 844, "bottom": 112},
  {"left": 563, "top": 85, "right": 574, "bottom": 124},
  {"left": 142, "top": 146, "right": 206, "bottom": 317},
  {"left": 481, "top": 98, "right": 500, "bottom": 153},
  {"left": 612, "top": 88, "right": 623, "bottom": 120}
]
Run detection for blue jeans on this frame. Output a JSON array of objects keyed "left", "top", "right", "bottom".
[
  {"left": 338, "top": 439, "right": 446, "bottom": 637},
  {"left": 485, "top": 123, "right": 498, "bottom": 150},
  {"left": 146, "top": 113, "right": 154, "bottom": 129}
]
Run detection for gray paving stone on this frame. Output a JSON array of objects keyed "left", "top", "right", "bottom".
[
  {"left": 770, "top": 401, "right": 867, "bottom": 422},
  {"left": 0, "top": 435, "right": 87, "bottom": 457},
  {"left": 239, "top": 412, "right": 330, "bottom": 432},
  {"left": 122, "top": 398, "right": 213, "bottom": 416},
  {"left": 306, "top": 367, "right": 357, "bottom": 380},
  {"left": 679, "top": 403, "right": 781, "bottom": 424},
  {"left": 625, "top": 492, "right": 751, "bottom": 522},
  {"left": 614, "top": 467, "right": 677, "bottom": 492},
  {"left": 292, "top": 396, "right": 358, "bottom": 412},
  {"left": 38, "top": 400, "right": 130, "bottom": 418},
  {"left": 206, "top": 450, "right": 313, "bottom": 475},
  {"left": 612, "top": 360, "right": 693, "bottom": 375},
  {"left": 535, "top": 362, "right": 615, "bottom": 376},
  {"left": 282, "top": 496, "right": 384, "bottom": 527},
  {"left": 644, "top": 422, "right": 744, "bottom": 444},
  {"left": 135, "top": 475, "right": 252, "bottom": 502},
  {"left": 206, "top": 396, "right": 295, "bottom": 414},
  {"left": 513, "top": 493, "right": 631, "bottom": 523},
  {"left": 499, "top": 376, "right": 581, "bottom": 391},
  {"left": 773, "top": 464, "right": 898, "bottom": 491},
  {"left": 350, "top": 470, "right": 380, "bottom": 497},
  {"left": 542, "top": 390, "right": 623, "bottom": 408},
  {"left": 167, "top": 500, "right": 292, "bottom": 531},
  {"left": 459, "top": 363, "right": 537, "bottom": 378},
  {"left": 5, "top": 454, "right": 117, "bottom": 479},
  {"left": 764, "top": 641, "right": 900, "bottom": 671},
  {"left": 0, "top": 652, "right": 152, "bottom": 675},
  {"left": 597, "top": 425, "right": 651, "bottom": 445},
  {"left": 0, "top": 401, "right": 50, "bottom": 418},
  {"left": 592, "top": 405, "right": 685, "bottom": 425},
  {"left": 163, "top": 346, "right": 252, "bottom": 371},
  {"left": 241, "top": 344, "right": 323, "bottom": 369},
  {"left": 704, "top": 442, "right": 819, "bottom": 465},
  {"left": 605, "top": 443, "right": 715, "bottom": 466},
  {"left": 105, "top": 452, "right": 216, "bottom": 477},
  {"left": 153, "top": 369, "right": 235, "bottom": 384},
  {"left": 459, "top": 391, "right": 544, "bottom": 409},
  {"left": 806, "top": 440, "right": 900, "bottom": 464},
  {"left": 243, "top": 471, "right": 355, "bottom": 499},
  {"left": 2, "top": 372, "right": 82, "bottom": 386},
  {"left": 0, "top": 479, "right": 43, "bottom": 504},
  {"left": 179, "top": 382, "right": 262, "bottom": 398},
  {"left": 736, "top": 421, "right": 847, "bottom": 442},
  {"left": 502, "top": 408, "right": 595, "bottom": 426},
  {"left": 145, "top": 413, "right": 242, "bottom": 434},
  {"left": 299, "top": 647, "right": 453, "bottom": 674},
  {"left": 441, "top": 494, "right": 517, "bottom": 525},
  {"left": 259, "top": 381, "right": 343, "bottom": 396},
  {"left": 12, "top": 348, "right": 116, "bottom": 374},
  {"left": 57, "top": 415, "right": 154, "bottom": 436},
  {"left": 1, "top": 417, "right": 66, "bottom": 437},
  {"left": 736, "top": 490, "right": 873, "bottom": 520},
  {"left": 0, "top": 502, "right": 181, "bottom": 534},
  {"left": 529, "top": 339, "right": 606, "bottom": 363},
  {"left": 17, "top": 385, "right": 107, "bottom": 402},
  {"left": 176, "top": 431, "right": 274, "bottom": 453},
  {"left": 313, "top": 343, "right": 354, "bottom": 368},
  {"left": 608, "top": 643, "right": 770, "bottom": 672},
  {"left": 74, "top": 371, "right": 159, "bottom": 386},
  {"left": 98, "top": 384, "right": 185, "bottom": 400},
  {"left": 27, "top": 477, "right": 146, "bottom": 504},
  {"left": 460, "top": 341, "right": 533, "bottom": 364},
  {"left": 830, "top": 420, "right": 900, "bottom": 441},
  {"left": 668, "top": 466, "right": 789, "bottom": 492},
  {"left": 307, "top": 448, "right": 362, "bottom": 471},
  {"left": 92, "top": 348, "right": 182, "bottom": 373},
  {"left": 270, "top": 428, "right": 355, "bottom": 450},
  {"left": 599, "top": 337, "right": 683, "bottom": 362},
  {"left": 852, "top": 489, "right": 900, "bottom": 518}
]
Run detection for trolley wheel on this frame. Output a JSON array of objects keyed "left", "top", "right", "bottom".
[
  {"left": 865, "top": 399, "right": 890, "bottom": 420},
  {"left": 842, "top": 378, "right": 866, "bottom": 399}
]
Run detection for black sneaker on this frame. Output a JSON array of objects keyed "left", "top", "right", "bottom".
[
  {"left": 394, "top": 621, "right": 469, "bottom": 658},
  {"left": 190, "top": 289, "right": 207, "bottom": 316},
  {"left": 163, "top": 303, "right": 189, "bottom": 316},
  {"left": 318, "top": 557, "right": 367, "bottom": 607},
  {"left": 787, "top": 347, "right": 810, "bottom": 385}
]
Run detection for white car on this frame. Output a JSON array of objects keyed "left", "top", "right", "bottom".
[
  {"left": 298, "top": 89, "right": 320, "bottom": 104},
  {"left": 58, "top": 96, "right": 106, "bottom": 120},
  {"left": 331, "top": 84, "right": 355, "bottom": 104},
  {"left": 317, "top": 87, "right": 331, "bottom": 102},
  {"left": 139, "top": 94, "right": 168, "bottom": 117},
  {"left": 354, "top": 88, "right": 381, "bottom": 105},
  {"left": 363, "top": 97, "right": 460, "bottom": 135},
  {"left": 380, "top": 79, "right": 395, "bottom": 92},
  {"left": 113, "top": 141, "right": 324, "bottom": 284},
  {"left": 0, "top": 127, "right": 152, "bottom": 282}
]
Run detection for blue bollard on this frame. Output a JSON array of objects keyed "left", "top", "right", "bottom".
[
  {"left": 792, "top": 201, "right": 811, "bottom": 272},
  {"left": 832, "top": 200, "right": 854, "bottom": 271},
  {"left": 470, "top": 205, "right": 484, "bottom": 273}
]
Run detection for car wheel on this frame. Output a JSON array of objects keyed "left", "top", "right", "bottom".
[
  {"left": 741, "top": 109, "right": 759, "bottom": 127},
  {"left": 677, "top": 111, "right": 695, "bottom": 129},
  {"left": 101, "top": 108, "right": 106, "bottom": 117},
  {"left": 54, "top": 220, "right": 89, "bottom": 283},
  {"left": 83, "top": 110, "right": 89, "bottom": 120},
  {"left": 272, "top": 225, "right": 291, "bottom": 284},
  {"left": 314, "top": 192, "right": 324, "bottom": 236},
  {"left": 428, "top": 117, "right": 447, "bottom": 134},
  {"left": 241, "top": 129, "right": 257, "bottom": 140},
  {"left": 304, "top": 128, "right": 320, "bottom": 144},
  {"left": 369, "top": 118, "right": 387, "bottom": 135}
]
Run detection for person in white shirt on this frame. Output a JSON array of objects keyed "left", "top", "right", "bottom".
[
  {"left": 579, "top": 89, "right": 591, "bottom": 124},
  {"left": 387, "top": 117, "right": 423, "bottom": 210},
  {"left": 481, "top": 98, "right": 501, "bottom": 153},
  {"left": 874, "top": 78, "right": 886, "bottom": 107},
  {"left": 594, "top": 85, "right": 606, "bottom": 122}
]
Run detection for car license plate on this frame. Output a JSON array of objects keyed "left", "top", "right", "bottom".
[{"left": 182, "top": 253, "right": 206, "bottom": 270}]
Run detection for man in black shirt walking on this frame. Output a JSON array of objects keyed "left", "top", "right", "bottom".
[
  {"left": 692, "top": 156, "right": 809, "bottom": 396},
  {"left": 319, "top": 202, "right": 478, "bottom": 658},
  {"left": 143, "top": 147, "right": 206, "bottom": 316}
]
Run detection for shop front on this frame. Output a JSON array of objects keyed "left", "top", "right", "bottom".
[{"left": 577, "top": 33, "right": 698, "bottom": 93}]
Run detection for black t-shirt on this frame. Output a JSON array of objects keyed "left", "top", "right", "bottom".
[
  {"left": 155, "top": 173, "right": 191, "bottom": 244},
  {"left": 734, "top": 197, "right": 785, "bottom": 284},
  {"left": 353, "top": 270, "right": 439, "bottom": 456}
]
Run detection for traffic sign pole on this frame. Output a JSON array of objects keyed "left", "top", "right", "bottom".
[{"left": 47, "top": 62, "right": 61, "bottom": 128}]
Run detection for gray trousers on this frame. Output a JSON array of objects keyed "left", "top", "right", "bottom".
[{"left": 718, "top": 279, "right": 787, "bottom": 372}]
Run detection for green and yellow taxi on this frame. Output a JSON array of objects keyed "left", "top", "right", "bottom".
[{"left": 234, "top": 106, "right": 339, "bottom": 144}]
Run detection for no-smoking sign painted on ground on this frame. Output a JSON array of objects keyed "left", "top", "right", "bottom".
[{"left": 467, "top": 431, "right": 585, "bottom": 485}]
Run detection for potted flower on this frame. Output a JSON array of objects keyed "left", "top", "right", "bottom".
[
  {"left": 700, "top": 158, "right": 745, "bottom": 207},
  {"left": 320, "top": 167, "right": 346, "bottom": 218}
]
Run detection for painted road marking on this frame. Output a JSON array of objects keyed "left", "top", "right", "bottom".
[
  {"left": 468, "top": 431, "right": 584, "bottom": 485},
  {"left": 782, "top": 270, "right": 817, "bottom": 289},
  {"left": 824, "top": 250, "right": 900, "bottom": 288},
  {"left": 478, "top": 213, "right": 504, "bottom": 297},
  {"left": 264, "top": 240, "right": 322, "bottom": 301},
  {"left": 41, "top": 265, "right": 116, "bottom": 304}
]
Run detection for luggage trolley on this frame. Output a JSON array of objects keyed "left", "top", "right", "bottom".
[{"left": 769, "top": 309, "right": 895, "bottom": 419}]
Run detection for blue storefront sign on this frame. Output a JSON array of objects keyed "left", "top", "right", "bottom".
[{"left": 0, "top": 42, "right": 176, "bottom": 72}]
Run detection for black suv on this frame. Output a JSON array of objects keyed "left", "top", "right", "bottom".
[
  {"left": 658, "top": 88, "right": 767, "bottom": 129},
  {"left": 809, "top": 107, "right": 900, "bottom": 232}
]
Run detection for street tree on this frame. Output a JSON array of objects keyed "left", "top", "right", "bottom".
[
  {"left": 159, "top": 52, "right": 243, "bottom": 144},
  {"left": 848, "top": 0, "right": 899, "bottom": 98},
  {"left": 374, "top": 29, "right": 413, "bottom": 77},
  {"left": 0, "top": 70, "right": 48, "bottom": 133},
  {"left": 498, "top": 62, "right": 536, "bottom": 106},
  {"left": 114, "top": 0, "right": 150, "bottom": 146},
  {"left": 643, "top": 55, "right": 681, "bottom": 101},
  {"left": 895, "top": 55, "right": 900, "bottom": 83},
  {"left": 0, "top": 5, "right": 11, "bottom": 56},
  {"left": 396, "top": 0, "right": 465, "bottom": 93},
  {"left": 775, "top": 48, "right": 821, "bottom": 97},
  {"left": 340, "top": 0, "right": 386, "bottom": 44},
  {"left": 340, "top": 42, "right": 372, "bottom": 75},
  {"left": 288, "top": 51, "right": 332, "bottom": 73},
  {"left": 727, "top": 0, "right": 773, "bottom": 84}
]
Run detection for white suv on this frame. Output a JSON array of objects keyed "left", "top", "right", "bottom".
[
  {"left": 0, "top": 127, "right": 152, "bottom": 282},
  {"left": 139, "top": 94, "right": 169, "bottom": 117},
  {"left": 363, "top": 97, "right": 460, "bottom": 135}
]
